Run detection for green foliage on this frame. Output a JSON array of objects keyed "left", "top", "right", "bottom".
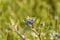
[{"left": 0, "top": 0, "right": 60, "bottom": 40}]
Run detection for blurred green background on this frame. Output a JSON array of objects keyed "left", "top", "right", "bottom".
[{"left": 0, "top": 0, "right": 60, "bottom": 40}]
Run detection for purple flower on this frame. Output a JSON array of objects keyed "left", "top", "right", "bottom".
[{"left": 25, "top": 17, "right": 35, "bottom": 26}]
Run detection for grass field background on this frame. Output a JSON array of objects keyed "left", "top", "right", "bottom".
[{"left": 0, "top": 0, "right": 60, "bottom": 40}]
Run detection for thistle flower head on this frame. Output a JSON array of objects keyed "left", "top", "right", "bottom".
[
  {"left": 25, "top": 16, "right": 35, "bottom": 26},
  {"left": 53, "top": 32, "right": 59, "bottom": 37},
  {"left": 49, "top": 31, "right": 59, "bottom": 37}
]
